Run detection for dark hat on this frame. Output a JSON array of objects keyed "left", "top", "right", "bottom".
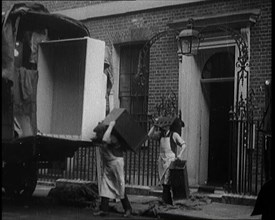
[{"left": 170, "top": 117, "right": 185, "bottom": 135}]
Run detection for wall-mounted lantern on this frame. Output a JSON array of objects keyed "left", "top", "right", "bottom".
[
  {"left": 177, "top": 17, "right": 250, "bottom": 116},
  {"left": 177, "top": 19, "right": 199, "bottom": 57}
]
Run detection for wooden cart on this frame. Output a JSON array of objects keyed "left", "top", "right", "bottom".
[{"left": 2, "top": 3, "right": 107, "bottom": 197}]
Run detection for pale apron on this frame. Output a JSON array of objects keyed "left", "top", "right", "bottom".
[
  {"left": 158, "top": 136, "right": 176, "bottom": 185},
  {"left": 99, "top": 144, "right": 125, "bottom": 199}
]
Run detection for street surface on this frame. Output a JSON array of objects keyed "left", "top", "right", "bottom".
[
  {"left": 2, "top": 196, "right": 155, "bottom": 220},
  {"left": 3, "top": 184, "right": 260, "bottom": 220},
  {"left": 2, "top": 184, "right": 156, "bottom": 220}
]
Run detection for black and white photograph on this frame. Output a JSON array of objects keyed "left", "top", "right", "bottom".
[{"left": 2, "top": 0, "right": 272, "bottom": 219}]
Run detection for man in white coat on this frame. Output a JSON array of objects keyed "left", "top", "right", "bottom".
[
  {"left": 148, "top": 117, "right": 186, "bottom": 205},
  {"left": 93, "top": 121, "right": 132, "bottom": 217}
]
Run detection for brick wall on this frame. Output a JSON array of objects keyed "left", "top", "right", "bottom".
[
  {"left": 79, "top": 0, "right": 271, "bottom": 119},
  {"left": 2, "top": 0, "right": 272, "bottom": 119},
  {"left": 249, "top": 1, "right": 272, "bottom": 119},
  {"left": 2, "top": 1, "right": 105, "bottom": 12}
]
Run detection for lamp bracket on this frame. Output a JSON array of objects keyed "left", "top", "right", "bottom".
[
  {"left": 197, "top": 23, "right": 250, "bottom": 120},
  {"left": 136, "top": 29, "right": 179, "bottom": 87},
  {"left": 198, "top": 24, "right": 249, "bottom": 68}
]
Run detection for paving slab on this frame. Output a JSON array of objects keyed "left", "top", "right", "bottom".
[
  {"left": 158, "top": 202, "right": 261, "bottom": 220},
  {"left": 109, "top": 194, "right": 261, "bottom": 220}
]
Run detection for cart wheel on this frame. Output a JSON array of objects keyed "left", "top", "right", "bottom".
[
  {"left": 3, "top": 161, "right": 38, "bottom": 198},
  {"left": 2, "top": 162, "right": 23, "bottom": 197},
  {"left": 21, "top": 160, "right": 38, "bottom": 198},
  {"left": 22, "top": 167, "right": 38, "bottom": 197}
]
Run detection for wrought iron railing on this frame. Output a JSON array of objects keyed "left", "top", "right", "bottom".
[
  {"left": 227, "top": 118, "right": 268, "bottom": 195},
  {"left": 38, "top": 144, "right": 160, "bottom": 187},
  {"left": 38, "top": 114, "right": 160, "bottom": 187},
  {"left": 38, "top": 146, "right": 98, "bottom": 183},
  {"left": 38, "top": 115, "right": 268, "bottom": 195}
]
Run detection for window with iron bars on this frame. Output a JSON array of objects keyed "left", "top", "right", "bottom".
[{"left": 119, "top": 44, "right": 149, "bottom": 120}]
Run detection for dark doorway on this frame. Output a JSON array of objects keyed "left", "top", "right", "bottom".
[
  {"left": 201, "top": 50, "right": 235, "bottom": 187},
  {"left": 207, "top": 82, "right": 234, "bottom": 186}
]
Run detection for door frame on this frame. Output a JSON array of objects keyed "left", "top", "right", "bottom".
[{"left": 179, "top": 38, "right": 239, "bottom": 186}]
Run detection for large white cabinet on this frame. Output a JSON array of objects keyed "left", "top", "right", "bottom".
[{"left": 37, "top": 37, "right": 106, "bottom": 140}]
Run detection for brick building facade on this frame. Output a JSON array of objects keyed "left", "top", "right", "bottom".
[
  {"left": 3, "top": 1, "right": 271, "bottom": 117},
  {"left": 2, "top": 0, "right": 271, "bottom": 192}
]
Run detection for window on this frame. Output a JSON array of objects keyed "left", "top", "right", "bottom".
[
  {"left": 201, "top": 50, "right": 235, "bottom": 83},
  {"left": 119, "top": 44, "right": 149, "bottom": 116}
]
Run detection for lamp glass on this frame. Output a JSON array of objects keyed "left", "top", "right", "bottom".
[
  {"left": 181, "top": 38, "right": 192, "bottom": 55},
  {"left": 178, "top": 28, "right": 199, "bottom": 56}
]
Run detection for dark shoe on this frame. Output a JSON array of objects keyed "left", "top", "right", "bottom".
[
  {"left": 123, "top": 209, "right": 132, "bottom": 217},
  {"left": 93, "top": 210, "right": 109, "bottom": 216}
]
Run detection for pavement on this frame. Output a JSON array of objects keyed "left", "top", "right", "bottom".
[
  {"left": 31, "top": 182, "right": 262, "bottom": 220},
  {"left": 110, "top": 194, "right": 260, "bottom": 220}
]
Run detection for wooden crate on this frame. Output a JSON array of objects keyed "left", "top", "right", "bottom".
[
  {"left": 169, "top": 160, "right": 190, "bottom": 200},
  {"left": 94, "top": 108, "right": 147, "bottom": 152},
  {"left": 37, "top": 37, "right": 106, "bottom": 140},
  {"left": 154, "top": 116, "right": 177, "bottom": 129}
]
